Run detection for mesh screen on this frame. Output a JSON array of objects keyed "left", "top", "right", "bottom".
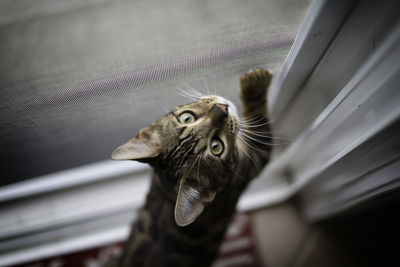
[{"left": 0, "top": 0, "right": 310, "bottom": 185}]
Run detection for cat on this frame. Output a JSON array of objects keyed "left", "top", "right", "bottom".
[{"left": 107, "top": 69, "right": 272, "bottom": 267}]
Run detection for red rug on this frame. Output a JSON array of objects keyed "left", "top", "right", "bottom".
[{"left": 18, "top": 212, "right": 261, "bottom": 267}]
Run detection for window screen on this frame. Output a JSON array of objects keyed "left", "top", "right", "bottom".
[{"left": 0, "top": 0, "right": 310, "bottom": 185}]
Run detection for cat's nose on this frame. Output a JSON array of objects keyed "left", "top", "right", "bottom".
[
  {"left": 215, "top": 103, "right": 229, "bottom": 115},
  {"left": 209, "top": 104, "right": 228, "bottom": 125}
]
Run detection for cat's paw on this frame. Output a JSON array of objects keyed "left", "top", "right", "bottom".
[{"left": 240, "top": 68, "right": 272, "bottom": 100}]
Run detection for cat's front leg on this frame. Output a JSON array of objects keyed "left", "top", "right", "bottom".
[
  {"left": 238, "top": 68, "right": 272, "bottom": 172},
  {"left": 240, "top": 68, "right": 271, "bottom": 119}
]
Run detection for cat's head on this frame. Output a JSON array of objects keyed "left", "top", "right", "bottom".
[{"left": 111, "top": 95, "right": 240, "bottom": 226}]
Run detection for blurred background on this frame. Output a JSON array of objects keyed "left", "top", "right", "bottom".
[
  {"left": 0, "top": 0, "right": 309, "bottom": 185},
  {"left": 1, "top": 0, "right": 400, "bottom": 266}
]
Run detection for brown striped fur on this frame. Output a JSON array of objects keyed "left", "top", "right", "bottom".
[{"left": 108, "top": 69, "right": 272, "bottom": 267}]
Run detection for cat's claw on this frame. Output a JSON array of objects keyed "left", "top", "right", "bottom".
[{"left": 240, "top": 68, "right": 272, "bottom": 100}]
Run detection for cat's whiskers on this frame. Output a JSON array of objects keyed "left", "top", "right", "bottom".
[
  {"left": 240, "top": 116, "right": 265, "bottom": 124},
  {"left": 185, "top": 154, "right": 202, "bottom": 179},
  {"left": 239, "top": 128, "right": 276, "bottom": 134},
  {"left": 159, "top": 103, "right": 170, "bottom": 113},
  {"left": 237, "top": 134, "right": 266, "bottom": 152},
  {"left": 184, "top": 83, "right": 205, "bottom": 99},
  {"left": 239, "top": 131, "right": 289, "bottom": 146},
  {"left": 229, "top": 166, "right": 248, "bottom": 183},
  {"left": 240, "top": 129, "right": 292, "bottom": 141},
  {"left": 197, "top": 154, "right": 202, "bottom": 181},
  {"left": 201, "top": 78, "right": 212, "bottom": 96},
  {"left": 240, "top": 117, "right": 286, "bottom": 135},
  {"left": 239, "top": 119, "right": 275, "bottom": 128},
  {"left": 220, "top": 155, "right": 248, "bottom": 183},
  {"left": 237, "top": 140, "right": 260, "bottom": 172},
  {"left": 179, "top": 94, "right": 198, "bottom": 102},
  {"left": 201, "top": 155, "right": 218, "bottom": 179},
  {"left": 178, "top": 88, "right": 201, "bottom": 101},
  {"left": 239, "top": 115, "right": 292, "bottom": 144},
  {"left": 240, "top": 131, "right": 271, "bottom": 146}
]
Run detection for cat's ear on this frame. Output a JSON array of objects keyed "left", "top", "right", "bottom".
[
  {"left": 111, "top": 126, "right": 161, "bottom": 160},
  {"left": 174, "top": 178, "right": 216, "bottom": 227}
]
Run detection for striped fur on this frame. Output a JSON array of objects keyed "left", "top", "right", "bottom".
[{"left": 108, "top": 69, "right": 272, "bottom": 267}]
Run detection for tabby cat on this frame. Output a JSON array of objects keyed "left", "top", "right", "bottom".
[{"left": 109, "top": 69, "right": 272, "bottom": 267}]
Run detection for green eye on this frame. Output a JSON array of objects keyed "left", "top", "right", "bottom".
[
  {"left": 178, "top": 112, "right": 195, "bottom": 124},
  {"left": 210, "top": 139, "right": 224, "bottom": 156}
]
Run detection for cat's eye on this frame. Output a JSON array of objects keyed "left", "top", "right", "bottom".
[
  {"left": 210, "top": 139, "right": 224, "bottom": 156},
  {"left": 178, "top": 112, "right": 196, "bottom": 124}
]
